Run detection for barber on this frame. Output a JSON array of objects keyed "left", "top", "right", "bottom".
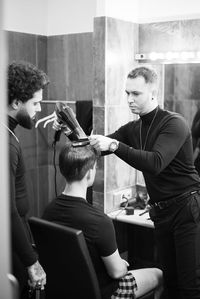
[{"left": 89, "top": 66, "right": 200, "bottom": 299}]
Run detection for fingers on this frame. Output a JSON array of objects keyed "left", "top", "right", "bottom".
[
  {"left": 88, "top": 136, "right": 100, "bottom": 147},
  {"left": 52, "top": 119, "right": 63, "bottom": 131},
  {"left": 27, "top": 261, "right": 47, "bottom": 289},
  {"left": 89, "top": 135, "right": 112, "bottom": 151},
  {"left": 36, "top": 278, "right": 46, "bottom": 290}
]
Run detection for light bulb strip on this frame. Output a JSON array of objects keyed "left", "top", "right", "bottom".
[{"left": 135, "top": 51, "right": 200, "bottom": 62}]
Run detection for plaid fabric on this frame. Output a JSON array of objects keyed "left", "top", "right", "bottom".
[{"left": 111, "top": 272, "right": 138, "bottom": 299}]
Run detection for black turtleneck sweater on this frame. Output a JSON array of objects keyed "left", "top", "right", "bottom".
[
  {"left": 108, "top": 106, "right": 200, "bottom": 203},
  {"left": 8, "top": 116, "right": 37, "bottom": 267}
]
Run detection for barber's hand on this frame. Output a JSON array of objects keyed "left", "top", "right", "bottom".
[
  {"left": 89, "top": 135, "right": 113, "bottom": 151},
  {"left": 27, "top": 260, "right": 46, "bottom": 290}
]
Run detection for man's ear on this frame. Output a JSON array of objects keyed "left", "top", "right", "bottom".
[
  {"left": 86, "top": 169, "right": 91, "bottom": 181},
  {"left": 11, "top": 99, "right": 21, "bottom": 110},
  {"left": 152, "top": 88, "right": 158, "bottom": 100}
]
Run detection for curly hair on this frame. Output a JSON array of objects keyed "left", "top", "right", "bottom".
[{"left": 8, "top": 61, "right": 49, "bottom": 104}]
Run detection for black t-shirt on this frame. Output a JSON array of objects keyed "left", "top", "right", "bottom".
[
  {"left": 108, "top": 107, "right": 200, "bottom": 203},
  {"left": 42, "top": 194, "right": 119, "bottom": 298}
]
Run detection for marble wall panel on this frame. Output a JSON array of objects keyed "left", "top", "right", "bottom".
[
  {"left": 106, "top": 105, "right": 134, "bottom": 134},
  {"left": 93, "top": 17, "right": 106, "bottom": 107},
  {"left": 106, "top": 154, "right": 136, "bottom": 191},
  {"left": 106, "top": 18, "right": 138, "bottom": 106},
  {"left": 139, "top": 19, "right": 200, "bottom": 53},
  {"left": 104, "top": 17, "right": 138, "bottom": 213}
]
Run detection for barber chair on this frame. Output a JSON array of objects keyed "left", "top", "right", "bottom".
[
  {"left": 29, "top": 217, "right": 101, "bottom": 299},
  {"left": 29, "top": 217, "right": 156, "bottom": 299}
]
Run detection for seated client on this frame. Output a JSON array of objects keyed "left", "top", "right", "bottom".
[{"left": 42, "top": 142, "right": 163, "bottom": 299}]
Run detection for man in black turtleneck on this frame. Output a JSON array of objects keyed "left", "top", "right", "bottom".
[
  {"left": 7, "top": 61, "right": 49, "bottom": 298},
  {"left": 89, "top": 66, "right": 200, "bottom": 299}
]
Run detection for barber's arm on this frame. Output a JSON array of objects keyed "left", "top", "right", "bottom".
[
  {"left": 90, "top": 116, "right": 189, "bottom": 175},
  {"left": 102, "top": 249, "right": 128, "bottom": 279}
]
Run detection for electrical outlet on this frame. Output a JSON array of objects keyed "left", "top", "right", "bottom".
[{"left": 113, "top": 188, "right": 133, "bottom": 206}]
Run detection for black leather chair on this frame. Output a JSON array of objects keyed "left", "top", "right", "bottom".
[
  {"left": 29, "top": 217, "right": 101, "bottom": 299},
  {"left": 29, "top": 217, "right": 156, "bottom": 299}
]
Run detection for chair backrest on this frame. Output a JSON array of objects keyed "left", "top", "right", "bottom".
[{"left": 29, "top": 217, "right": 101, "bottom": 299}]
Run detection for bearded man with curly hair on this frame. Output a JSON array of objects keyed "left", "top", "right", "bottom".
[{"left": 7, "top": 61, "right": 49, "bottom": 298}]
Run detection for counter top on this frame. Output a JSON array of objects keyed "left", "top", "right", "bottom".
[{"left": 108, "top": 208, "right": 154, "bottom": 229}]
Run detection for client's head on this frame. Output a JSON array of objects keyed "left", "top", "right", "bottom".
[{"left": 59, "top": 142, "right": 98, "bottom": 187}]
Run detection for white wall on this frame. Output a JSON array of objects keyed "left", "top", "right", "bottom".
[
  {"left": 97, "top": 0, "right": 200, "bottom": 23},
  {"left": 47, "top": 0, "right": 96, "bottom": 35},
  {"left": 3, "top": 0, "right": 48, "bottom": 35},
  {"left": 3, "top": 0, "right": 200, "bottom": 35},
  {"left": 138, "top": 0, "right": 200, "bottom": 23},
  {"left": 96, "top": 0, "right": 139, "bottom": 23},
  {"left": 0, "top": 0, "right": 13, "bottom": 297}
]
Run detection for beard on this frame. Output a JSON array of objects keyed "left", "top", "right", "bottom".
[{"left": 16, "top": 108, "right": 34, "bottom": 129}]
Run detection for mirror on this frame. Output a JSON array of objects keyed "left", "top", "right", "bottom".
[
  {"left": 136, "top": 62, "right": 200, "bottom": 187},
  {"left": 164, "top": 63, "right": 200, "bottom": 127}
]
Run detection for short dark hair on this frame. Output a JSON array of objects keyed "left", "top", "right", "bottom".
[
  {"left": 59, "top": 142, "right": 98, "bottom": 183},
  {"left": 8, "top": 61, "right": 49, "bottom": 105},
  {"left": 127, "top": 66, "right": 158, "bottom": 85}
]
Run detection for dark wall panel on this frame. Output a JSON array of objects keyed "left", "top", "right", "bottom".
[
  {"left": 7, "top": 31, "right": 49, "bottom": 217},
  {"left": 47, "top": 32, "right": 93, "bottom": 102},
  {"left": 7, "top": 30, "right": 93, "bottom": 216},
  {"left": 7, "top": 31, "right": 37, "bottom": 64}
]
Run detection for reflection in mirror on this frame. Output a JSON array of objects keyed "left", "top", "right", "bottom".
[
  {"left": 164, "top": 63, "right": 200, "bottom": 127},
  {"left": 136, "top": 63, "right": 200, "bottom": 187}
]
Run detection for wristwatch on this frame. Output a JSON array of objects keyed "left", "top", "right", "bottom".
[{"left": 109, "top": 139, "right": 119, "bottom": 152}]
